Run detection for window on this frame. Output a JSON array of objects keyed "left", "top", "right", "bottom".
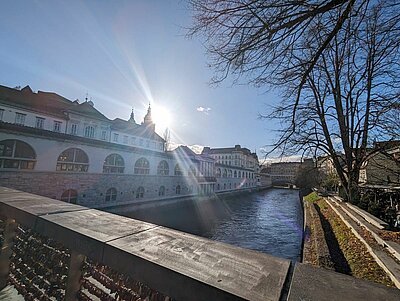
[
  {"left": 134, "top": 157, "right": 150, "bottom": 174},
  {"left": 223, "top": 169, "right": 227, "bottom": 177},
  {"left": 0, "top": 109, "right": 4, "bottom": 121},
  {"left": 56, "top": 148, "right": 89, "bottom": 172},
  {"left": 136, "top": 186, "right": 145, "bottom": 199},
  {"left": 234, "top": 170, "right": 237, "bottom": 178},
  {"left": 113, "top": 133, "right": 119, "bottom": 142},
  {"left": 0, "top": 139, "right": 36, "bottom": 169},
  {"left": 35, "top": 117, "right": 45, "bottom": 129},
  {"left": 157, "top": 160, "right": 169, "bottom": 175},
  {"left": 216, "top": 168, "right": 221, "bottom": 177},
  {"left": 174, "top": 164, "right": 183, "bottom": 176},
  {"left": 71, "top": 124, "right": 78, "bottom": 135},
  {"left": 84, "top": 125, "right": 94, "bottom": 138},
  {"left": 217, "top": 183, "right": 220, "bottom": 190},
  {"left": 189, "top": 165, "right": 197, "bottom": 176},
  {"left": 60, "top": 189, "right": 78, "bottom": 204},
  {"left": 159, "top": 186, "right": 165, "bottom": 196},
  {"left": 103, "top": 154, "right": 124, "bottom": 173},
  {"left": 15, "top": 113, "right": 26, "bottom": 125},
  {"left": 131, "top": 137, "right": 136, "bottom": 145},
  {"left": 176, "top": 185, "right": 181, "bottom": 195},
  {"left": 101, "top": 130, "right": 107, "bottom": 140},
  {"left": 53, "top": 121, "right": 62, "bottom": 132},
  {"left": 228, "top": 170, "right": 232, "bottom": 177},
  {"left": 105, "top": 188, "right": 117, "bottom": 202},
  {"left": 123, "top": 135, "right": 128, "bottom": 144}
]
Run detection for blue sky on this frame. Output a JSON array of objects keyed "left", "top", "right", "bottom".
[{"left": 0, "top": 0, "right": 281, "bottom": 158}]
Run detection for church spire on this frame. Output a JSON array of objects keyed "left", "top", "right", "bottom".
[
  {"left": 143, "top": 103, "right": 153, "bottom": 124},
  {"left": 129, "top": 108, "right": 135, "bottom": 123},
  {"left": 142, "top": 103, "right": 155, "bottom": 132}
]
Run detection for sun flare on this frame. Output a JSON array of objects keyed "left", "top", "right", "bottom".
[{"left": 152, "top": 105, "right": 172, "bottom": 132}]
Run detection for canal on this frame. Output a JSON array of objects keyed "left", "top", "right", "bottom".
[{"left": 114, "top": 188, "right": 303, "bottom": 261}]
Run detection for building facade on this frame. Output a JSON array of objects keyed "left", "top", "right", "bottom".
[
  {"left": 201, "top": 145, "right": 259, "bottom": 192},
  {"left": 0, "top": 85, "right": 259, "bottom": 207}
]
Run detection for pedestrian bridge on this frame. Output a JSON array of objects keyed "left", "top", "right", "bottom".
[{"left": 0, "top": 187, "right": 398, "bottom": 300}]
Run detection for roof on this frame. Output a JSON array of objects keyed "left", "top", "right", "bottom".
[
  {"left": 0, "top": 85, "right": 71, "bottom": 119},
  {"left": 68, "top": 101, "right": 109, "bottom": 121},
  {"left": 0, "top": 85, "right": 110, "bottom": 121},
  {"left": 202, "top": 144, "right": 258, "bottom": 159}
]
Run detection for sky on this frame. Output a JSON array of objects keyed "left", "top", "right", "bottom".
[{"left": 0, "top": 0, "right": 285, "bottom": 160}]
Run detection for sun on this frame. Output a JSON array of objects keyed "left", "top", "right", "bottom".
[{"left": 152, "top": 105, "right": 172, "bottom": 132}]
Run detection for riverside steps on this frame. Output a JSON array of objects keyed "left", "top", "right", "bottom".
[{"left": 0, "top": 188, "right": 399, "bottom": 300}]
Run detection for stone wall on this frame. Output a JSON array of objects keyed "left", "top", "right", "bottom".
[{"left": 0, "top": 171, "right": 198, "bottom": 207}]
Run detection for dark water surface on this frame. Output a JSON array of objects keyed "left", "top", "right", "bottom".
[{"left": 115, "top": 188, "right": 303, "bottom": 261}]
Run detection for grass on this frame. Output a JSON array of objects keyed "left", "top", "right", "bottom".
[
  {"left": 315, "top": 199, "right": 394, "bottom": 287},
  {"left": 304, "top": 191, "right": 321, "bottom": 203}
]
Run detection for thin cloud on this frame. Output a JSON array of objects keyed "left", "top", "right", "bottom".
[{"left": 196, "top": 106, "right": 211, "bottom": 115}]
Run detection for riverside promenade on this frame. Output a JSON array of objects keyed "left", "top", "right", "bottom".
[{"left": 0, "top": 187, "right": 399, "bottom": 300}]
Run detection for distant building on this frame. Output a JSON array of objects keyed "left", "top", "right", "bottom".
[
  {"left": 265, "top": 162, "right": 301, "bottom": 186},
  {"left": 360, "top": 141, "right": 400, "bottom": 187},
  {"left": 201, "top": 145, "right": 259, "bottom": 191}
]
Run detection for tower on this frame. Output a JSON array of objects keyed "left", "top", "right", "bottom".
[
  {"left": 128, "top": 108, "right": 136, "bottom": 123},
  {"left": 142, "top": 103, "right": 155, "bottom": 131}
]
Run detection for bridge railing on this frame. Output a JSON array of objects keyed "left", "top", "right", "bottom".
[
  {"left": 0, "top": 187, "right": 290, "bottom": 301},
  {"left": 0, "top": 187, "right": 399, "bottom": 301}
]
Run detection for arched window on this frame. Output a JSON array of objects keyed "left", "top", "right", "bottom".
[
  {"left": 223, "top": 169, "right": 227, "bottom": 177},
  {"left": 105, "top": 188, "right": 117, "bottom": 202},
  {"left": 159, "top": 186, "right": 165, "bottom": 196},
  {"left": 0, "top": 139, "right": 36, "bottom": 169},
  {"left": 56, "top": 148, "right": 88, "bottom": 172},
  {"left": 174, "top": 164, "right": 183, "bottom": 176},
  {"left": 223, "top": 183, "right": 226, "bottom": 190},
  {"left": 216, "top": 168, "right": 221, "bottom": 177},
  {"left": 103, "top": 154, "right": 124, "bottom": 173},
  {"left": 136, "top": 186, "right": 145, "bottom": 198},
  {"left": 229, "top": 183, "right": 232, "bottom": 189},
  {"left": 238, "top": 171, "right": 241, "bottom": 178},
  {"left": 176, "top": 185, "right": 181, "bottom": 194},
  {"left": 60, "top": 189, "right": 78, "bottom": 204},
  {"left": 134, "top": 158, "right": 150, "bottom": 175},
  {"left": 84, "top": 126, "right": 95, "bottom": 138},
  {"left": 189, "top": 165, "right": 197, "bottom": 176},
  {"left": 228, "top": 170, "right": 232, "bottom": 177},
  {"left": 234, "top": 170, "right": 237, "bottom": 178},
  {"left": 157, "top": 160, "right": 169, "bottom": 175},
  {"left": 217, "top": 183, "right": 220, "bottom": 190}
]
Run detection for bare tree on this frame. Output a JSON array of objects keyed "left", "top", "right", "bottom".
[{"left": 189, "top": 0, "right": 400, "bottom": 202}]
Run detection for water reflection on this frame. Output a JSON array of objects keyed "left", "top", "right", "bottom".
[{"left": 114, "top": 188, "right": 303, "bottom": 261}]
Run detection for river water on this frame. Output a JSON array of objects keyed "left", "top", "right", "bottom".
[{"left": 118, "top": 188, "right": 303, "bottom": 261}]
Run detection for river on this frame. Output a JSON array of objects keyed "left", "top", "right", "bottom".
[{"left": 115, "top": 188, "right": 304, "bottom": 261}]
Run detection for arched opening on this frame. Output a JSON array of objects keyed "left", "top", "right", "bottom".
[
  {"left": 134, "top": 158, "right": 150, "bottom": 175},
  {"left": 0, "top": 139, "right": 36, "bottom": 169},
  {"left": 157, "top": 160, "right": 169, "bottom": 175},
  {"left": 174, "top": 164, "right": 183, "bottom": 176},
  {"left": 159, "top": 186, "right": 165, "bottom": 196},
  {"left": 60, "top": 189, "right": 78, "bottom": 204},
  {"left": 103, "top": 154, "right": 124, "bottom": 173},
  {"left": 57, "top": 148, "right": 88, "bottom": 172},
  {"left": 216, "top": 168, "right": 221, "bottom": 177},
  {"left": 105, "top": 188, "right": 117, "bottom": 202},
  {"left": 223, "top": 169, "right": 227, "bottom": 177},
  {"left": 136, "top": 186, "right": 145, "bottom": 198},
  {"left": 234, "top": 170, "right": 237, "bottom": 178}
]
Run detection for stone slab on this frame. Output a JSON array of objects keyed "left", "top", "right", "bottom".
[
  {"left": 0, "top": 187, "right": 24, "bottom": 195},
  {"left": 0, "top": 192, "right": 87, "bottom": 228},
  {"left": 105, "top": 226, "right": 290, "bottom": 301},
  {"left": 346, "top": 202, "right": 388, "bottom": 229},
  {"left": 35, "top": 209, "right": 158, "bottom": 260},
  {"left": 288, "top": 263, "right": 400, "bottom": 301}
]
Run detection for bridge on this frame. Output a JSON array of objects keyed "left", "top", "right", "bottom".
[{"left": 0, "top": 187, "right": 398, "bottom": 300}]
